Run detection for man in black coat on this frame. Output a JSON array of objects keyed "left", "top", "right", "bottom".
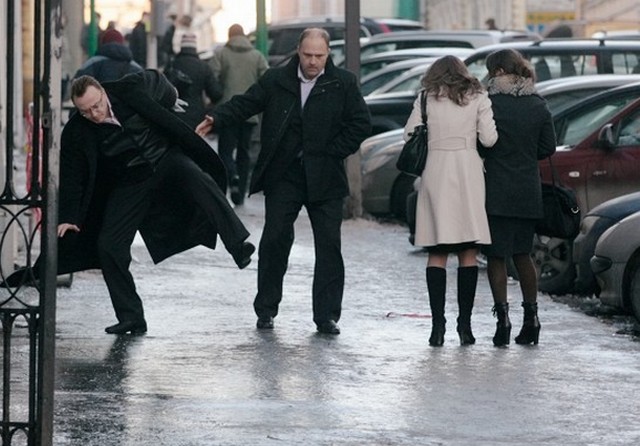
[
  {"left": 8, "top": 70, "right": 255, "bottom": 335},
  {"left": 196, "top": 28, "right": 371, "bottom": 334},
  {"left": 168, "top": 33, "right": 222, "bottom": 128}
]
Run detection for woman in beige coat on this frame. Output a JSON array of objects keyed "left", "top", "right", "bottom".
[{"left": 403, "top": 56, "right": 497, "bottom": 346}]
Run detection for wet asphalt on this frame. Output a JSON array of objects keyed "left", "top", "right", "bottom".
[{"left": 25, "top": 193, "right": 640, "bottom": 445}]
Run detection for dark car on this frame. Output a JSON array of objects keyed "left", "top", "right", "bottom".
[{"left": 250, "top": 17, "right": 386, "bottom": 66}]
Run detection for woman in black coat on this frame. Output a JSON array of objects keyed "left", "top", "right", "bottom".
[{"left": 481, "top": 49, "right": 556, "bottom": 346}]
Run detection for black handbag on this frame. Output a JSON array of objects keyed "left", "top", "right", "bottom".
[
  {"left": 396, "top": 90, "right": 427, "bottom": 176},
  {"left": 535, "top": 157, "right": 581, "bottom": 239}
]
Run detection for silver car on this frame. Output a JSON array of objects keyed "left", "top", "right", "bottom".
[{"left": 591, "top": 210, "right": 640, "bottom": 321}]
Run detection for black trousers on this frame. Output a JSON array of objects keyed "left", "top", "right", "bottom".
[
  {"left": 253, "top": 161, "right": 344, "bottom": 325},
  {"left": 98, "top": 150, "right": 249, "bottom": 324},
  {"left": 218, "top": 122, "right": 256, "bottom": 197}
]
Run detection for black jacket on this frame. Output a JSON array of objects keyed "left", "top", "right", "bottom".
[
  {"left": 74, "top": 42, "right": 143, "bottom": 82},
  {"left": 211, "top": 55, "right": 371, "bottom": 202},
  {"left": 169, "top": 48, "right": 222, "bottom": 128},
  {"left": 57, "top": 69, "right": 227, "bottom": 274},
  {"left": 481, "top": 76, "right": 557, "bottom": 218}
]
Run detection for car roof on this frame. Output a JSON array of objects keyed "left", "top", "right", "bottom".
[
  {"left": 360, "top": 47, "right": 473, "bottom": 62},
  {"left": 536, "top": 74, "right": 640, "bottom": 96},
  {"left": 465, "top": 38, "right": 640, "bottom": 60},
  {"left": 364, "top": 29, "right": 540, "bottom": 47}
]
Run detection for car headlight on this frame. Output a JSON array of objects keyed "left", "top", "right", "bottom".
[{"left": 590, "top": 255, "right": 612, "bottom": 274}]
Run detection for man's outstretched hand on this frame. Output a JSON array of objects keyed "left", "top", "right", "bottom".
[
  {"left": 196, "top": 115, "right": 214, "bottom": 137},
  {"left": 58, "top": 223, "right": 80, "bottom": 238}
]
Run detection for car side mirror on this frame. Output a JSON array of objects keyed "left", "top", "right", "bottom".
[{"left": 597, "top": 123, "right": 616, "bottom": 151}]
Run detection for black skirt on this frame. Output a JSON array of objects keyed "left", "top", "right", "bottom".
[{"left": 482, "top": 215, "right": 536, "bottom": 257}]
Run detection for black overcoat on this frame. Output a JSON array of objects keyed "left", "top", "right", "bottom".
[
  {"left": 481, "top": 80, "right": 557, "bottom": 219},
  {"left": 211, "top": 55, "right": 371, "bottom": 202},
  {"left": 56, "top": 69, "right": 228, "bottom": 274}
]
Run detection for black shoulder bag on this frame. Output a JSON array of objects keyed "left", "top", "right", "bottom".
[
  {"left": 396, "top": 90, "right": 428, "bottom": 177},
  {"left": 535, "top": 157, "right": 581, "bottom": 239}
]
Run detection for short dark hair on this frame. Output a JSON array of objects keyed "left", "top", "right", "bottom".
[{"left": 70, "top": 75, "right": 103, "bottom": 101}]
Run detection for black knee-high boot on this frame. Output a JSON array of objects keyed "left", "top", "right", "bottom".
[
  {"left": 457, "top": 266, "right": 478, "bottom": 345},
  {"left": 515, "top": 302, "right": 541, "bottom": 345},
  {"left": 426, "top": 267, "right": 446, "bottom": 346}
]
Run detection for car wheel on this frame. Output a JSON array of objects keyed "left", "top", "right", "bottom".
[
  {"left": 628, "top": 255, "right": 640, "bottom": 322},
  {"left": 390, "top": 173, "right": 416, "bottom": 221},
  {"left": 532, "top": 234, "right": 576, "bottom": 295}
]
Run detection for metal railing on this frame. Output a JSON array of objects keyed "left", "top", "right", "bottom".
[{"left": 1, "top": 0, "right": 61, "bottom": 444}]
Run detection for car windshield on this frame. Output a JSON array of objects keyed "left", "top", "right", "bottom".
[
  {"left": 361, "top": 71, "right": 402, "bottom": 96},
  {"left": 562, "top": 97, "right": 636, "bottom": 145},
  {"left": 384, "top": 74, "right": 423, "bottom": 94},
  {"left": 545, "top": 88, "right": 609, "bottom": 114}
]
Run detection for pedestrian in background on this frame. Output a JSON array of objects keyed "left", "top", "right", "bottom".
[
  {"left": 171, "top": 15, "right": 194, "bottom": 57},
  {"left": 210, "top": 23, "right": 269, "bottom": 205},
  {"left": 74, "top": 29, "right": 142, "bottom": 83},
  {"left": 404, "top": 56, "right": 497, "bottom": 347},
  {"left": 196, "top": 28, "right": 371, "bottom": 335},
  {"left": 129, "top": 11, "right": 150, "bottom": 68},
  {"left": 158, "top": 13, "right": 177, "bottom": 68},
  {"left": 481, "top": 49, "right": 556, "bottom": 346},
  {"left": 169, "top": 33, "right": 222, "bottom": 129},
  {"left": 5, "top": 71, "right": 255, "bottom": 335}
]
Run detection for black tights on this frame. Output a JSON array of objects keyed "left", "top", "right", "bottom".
[{"left": 487, "top": 253, "right": 538, "bottom": 305}]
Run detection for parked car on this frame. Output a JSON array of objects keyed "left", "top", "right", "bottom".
[
  {"left": 359, "top": 129, "right": 411, "bottom": 219},
  {"left": 373, "top": 18, "right": 425, "bottom": 32},
  {"left": 353, "top": 47, "right": 472, "bottom": 77},
  {"left": 591, "top": 209, "right": 640, "bottom": 322},
  {"left": 360, "top": 59, "right": 433, "bottom": 96},
  {"left": 250, "top": 17, "right": 386, "bottom": 66},
  {"left": 572, "top": 192, "right": 640, "bottom": 298},
  {"left": 465, "top": 38, "right": 640, "bottom": 83},
  {"left": 535, "top": 97, "right": 640, "bottom": 295},
  {"left": 360, "top": 29, "right": 540, "bottom": 59},
  {"left": 535, "top": 74, "right": 640, "bottom": 113}
]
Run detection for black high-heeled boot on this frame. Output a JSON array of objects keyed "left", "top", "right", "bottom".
[
  {"left": 426, "top": 267, "right": 446, "bottom": 347},
  {"left": 457, "top": 266, "right": 478, "bottom": 345},
  {"left": 515, "top": 302, "right": 541, "bottom": 345},
  {"left": 492, "top": 302, "right": 511, "bottom": 346}
]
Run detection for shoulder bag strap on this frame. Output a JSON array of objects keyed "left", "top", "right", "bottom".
[{"left": 420, "top": 90, "right": 427, "bottom": 125}]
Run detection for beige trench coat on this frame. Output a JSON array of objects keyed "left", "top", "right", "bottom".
[{"left": 403, "top": 90, "right": 498, "bottom": 247}]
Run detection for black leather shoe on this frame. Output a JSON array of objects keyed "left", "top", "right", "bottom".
[
  {"left": 232, "top": 241, "right": 255, "bottom": 269},
  {"left": 256, "top": 317, "right": 274, "bottom": 330},
  {"left": 230, "top": 176, "right": 244, "bottom": 205},
  {"left": 105, "top": 320, "right": 147, "bottom": 335},
  {"left": 317, "top": 320, "right": 340, "bottom": 335},
  {"left": 1, "top": 267, "right": 36, "bottom": 288}
]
